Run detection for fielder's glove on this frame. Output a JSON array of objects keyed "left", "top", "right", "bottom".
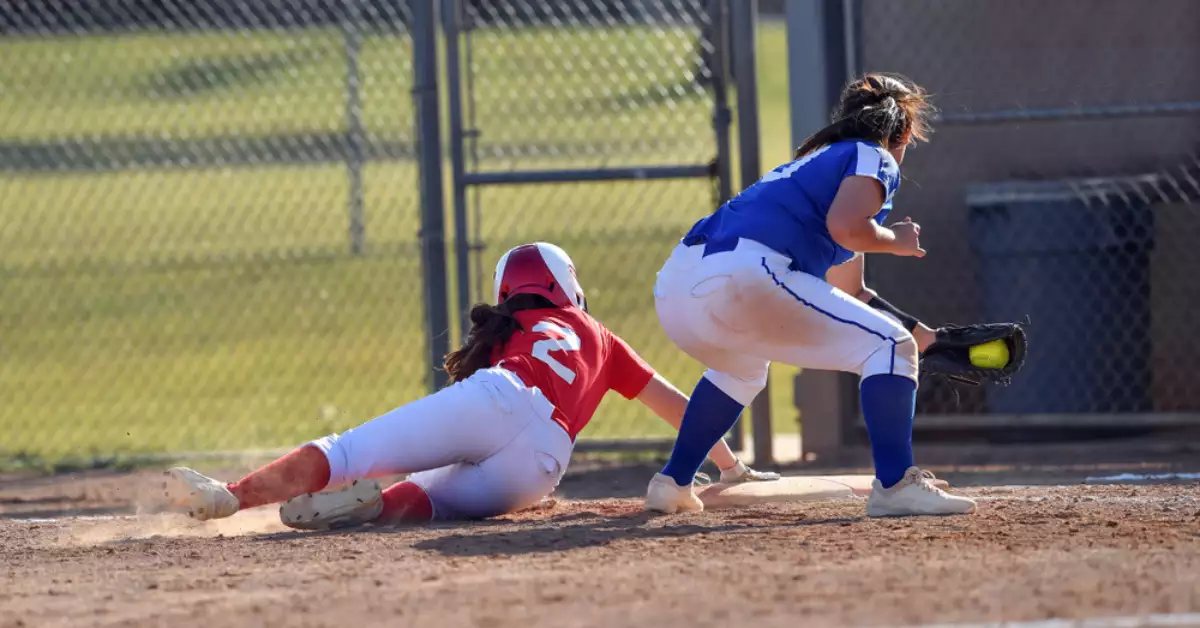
[{"left": 919, "top": 320, "right": 1029, "bottom": 387}]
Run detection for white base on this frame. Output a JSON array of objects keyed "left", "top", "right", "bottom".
[{"left": 699, "top": 475, "right": 875, "bottom": 509}]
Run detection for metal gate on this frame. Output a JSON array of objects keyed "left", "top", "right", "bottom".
[{"left": 440, "top": 0, "right": 745, "bottom": 448}]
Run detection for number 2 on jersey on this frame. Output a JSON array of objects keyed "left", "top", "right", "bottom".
[{"left": 531, "top": 321, "right": 581, "bottom": 384}]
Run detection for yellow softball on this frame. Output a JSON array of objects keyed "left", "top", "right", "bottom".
[{"left": 968, "top": 339, "right": 1010, "bottom": 369}]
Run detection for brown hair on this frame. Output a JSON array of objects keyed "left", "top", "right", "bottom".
[
  {"left": 794, "top": 73, "right": 935, "bottom": 159},
  {"left": 442, "top": 293, "right": 555, "bottom": 384}
]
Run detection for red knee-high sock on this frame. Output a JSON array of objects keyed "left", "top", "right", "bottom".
[
  {"left": 228, "top": 445, "right": 331, "bottom": 510},
  {"left": 377, "top": 481, "right": 434, "bottom": 524}
]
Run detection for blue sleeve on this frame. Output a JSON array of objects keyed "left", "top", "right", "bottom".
[
  {"left": 874, "top": 200, "right": 894, "bottom": 226},
  {"left": 842, "top": 142, "right": 901, "bottom": 202}
]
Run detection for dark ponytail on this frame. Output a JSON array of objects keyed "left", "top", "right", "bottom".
[
  {"left": 442, "top": 293, "right": 555, "bottom": 384},
  {"left": 794, "top": 72, "right": 935, "bottom": 159}
]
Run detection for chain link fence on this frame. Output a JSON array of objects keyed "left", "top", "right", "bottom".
[
  {"left": 22, "top": 0, "right": 1188, "bottom": 465},
  {"left": 0, "top": 1, "right": 434, "bottom": 465},
  {"left": 0, "top": 0, "right": 750, "bottom": 465},
  {"left": 445, "top": 0, "right": 736, "bottom": 444},
  {"left": 850, "top": 0, "right": 1200, "bottom": 432}
]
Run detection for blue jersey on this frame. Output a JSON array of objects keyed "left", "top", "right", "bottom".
[{"left": 682, "top": 140, "right": 901, "bottom": 278}]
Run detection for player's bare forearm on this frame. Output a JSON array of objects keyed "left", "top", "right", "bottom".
[
  {"left": 854, "top": 286, "right": 938, "bottom": 350},
  {"left": 911, "top": 322, "right": 938, "bottom": 352},
  {"left": 862, "top": 289, "right": 937, "bottom": 351},
  {"left": 831, "top": 218, "right": 900, "bottom": 254},
  {"left": 634, "top": 373, "right": 741, "bottom": 471},
  {"left": 827, "top": 178, "right": 925, "bottom": 257}
]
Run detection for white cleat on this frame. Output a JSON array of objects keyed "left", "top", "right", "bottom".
[
  {"left": 279, "top": 479, "right": 383, "bottom": 531},
  {"left": 161, "top": 467, "right": 240, "bottom": 521},
  {"left": 866, "top": 466, "right": 977, "bottom": 518},
  {"left": 644, "top": 472, "right": 705, "bottom": 514}
]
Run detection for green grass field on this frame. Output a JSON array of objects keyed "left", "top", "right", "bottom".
[{"left": 0, "top": 22, "right": 801, "bottom": 463}]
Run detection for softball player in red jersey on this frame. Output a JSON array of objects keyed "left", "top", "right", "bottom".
[{"left": 161, "top": 242, "right": 776, "bottom": 528}]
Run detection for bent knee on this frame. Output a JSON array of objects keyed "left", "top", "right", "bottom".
[
  {"left": 704, "top": 367, "right": 767, "bottom": 406},
  {"left": 859, "top": 331, "right": 918, "bottom": 382}
]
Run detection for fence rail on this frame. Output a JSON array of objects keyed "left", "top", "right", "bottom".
[
  {"left": 1, "top": 1, "right": 431, "bottom": 463},
  {"left": 5, "top": 0, "right": 1198, "bottom": 467},
  {"left": 0, "top": 0, "right": 753, "bottom": 465}
]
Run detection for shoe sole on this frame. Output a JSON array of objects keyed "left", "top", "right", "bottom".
[
  {"left": 866, "top": 503, "right": 977, "bottom": 518},
  {"left": 645, "top": 505, "right": 701, "bottom": 514},
  {"left": 280, "top": 479, "right": 383, "bottom": 531},
  {"left": 161, "top": 468, "right": 225, "bottom": 520},
  {"left": 644, "top": 486, "right": 704, "bottom": 514},
  {"left": 644, "top": 501, "right": 682, "bottom": 514}
]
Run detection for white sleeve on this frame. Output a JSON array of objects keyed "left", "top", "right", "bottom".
[{"left": 844, "top": 143, "right": 900, "bottom": 200}]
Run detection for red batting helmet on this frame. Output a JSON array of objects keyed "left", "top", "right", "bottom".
[{"left": 493, "top": 242, "right": 586, "bottom": 311}]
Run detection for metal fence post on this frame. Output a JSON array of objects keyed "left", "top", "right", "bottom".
[
  {"left": 412, "top": 0, "right": 451, "bottom": 391},
  {"left": 826, "top": 0, "right": 864, "bottom": 450},
  {"left": 786, "top": 0, "right": 828, "bottom": 143},
  {"left": 787, "top": 0, "right": 871, "bottom": 460},
  {"left": 730, "top": 0, "right": 772, "bottom": 464},
  {"left": 442, "top": 0, "right": 473, "bottom": 338},
  {"left": 341, "top": 0, "right": 365, "bottom": 256},
  {"left": 708, "top": 0, "right": 734, "bottom": 214},
  {"left": 426, "top": 1, "right": 752, "bottom": 456}
]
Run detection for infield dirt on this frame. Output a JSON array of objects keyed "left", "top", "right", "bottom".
[{"left": 2, "top": 461, "right": 1198, "bottom": 627}]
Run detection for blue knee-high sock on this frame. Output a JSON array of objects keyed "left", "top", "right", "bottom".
[
  {"left": 661, "top": 377, "right": 745, "bottom": 487},
  {"left": 860, "top": 374, "right": 917, "bottom": 489}
]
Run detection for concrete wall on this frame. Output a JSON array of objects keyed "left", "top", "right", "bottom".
[{"left": 854, "top": 0, "right": 1200, "bottom": 412}]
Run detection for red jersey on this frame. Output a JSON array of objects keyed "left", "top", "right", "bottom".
[{"left": 492, "top": 307, "right": 655, "bottom": 441}]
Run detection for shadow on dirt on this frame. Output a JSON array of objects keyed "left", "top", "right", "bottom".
[
  {"left": 246, "top": 503, "right": 861, "bottom": 556},
  {"left": 405, "top": 511, "right": 861, "bottom": 557}
]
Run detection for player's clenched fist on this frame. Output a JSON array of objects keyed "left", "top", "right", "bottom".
[{"left": 889, "top": 216, "right": 926, "bottom": 257}]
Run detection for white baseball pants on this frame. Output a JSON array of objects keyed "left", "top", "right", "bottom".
[
  {"left": 653, "top": 239, "right": 918, "bottom": 406},
  {"left": 308, "top": 367, "right": 573, "bottom": 520}
]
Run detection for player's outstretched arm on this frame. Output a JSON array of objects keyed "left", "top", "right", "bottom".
[
  {"left": 635, "top": 373, "right": 779, "bottom": 483},
  {"left": 824, "top": 252, "right": 1027, "bottom": 384}
]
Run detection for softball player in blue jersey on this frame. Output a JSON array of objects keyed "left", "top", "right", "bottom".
[{"left": 647, "top": 73, "right": 977, "bottom": 517}]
